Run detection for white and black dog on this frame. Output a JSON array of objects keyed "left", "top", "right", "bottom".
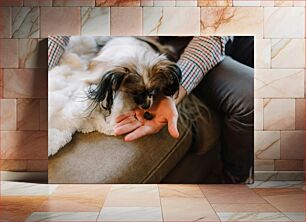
[{"left": 48, "top": 37, "right": 182, "bottom": 157}]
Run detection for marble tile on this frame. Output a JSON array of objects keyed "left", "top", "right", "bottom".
[
  {"left": 274, "top": 0, "right": 293, "bottom": 6},
  {"left": 158, "top": 184, "right": 204, "bottom": 198},
  {"left": 293, "top": 0, "right": 306, "bottom": 6},
  {"left": 19, "top": 39, "right": 48, "bottom": 68},
  {"left": 161, "top": 197, "right": 219, "bottom": 221},
  {"left": 233, "top": 0, "right": 261, "bottom": 6},
  {"left": 143, "top": 7, "right": 200, "bottom": 35},
  {"left": 271, "top": 39, "right": 305, "bottom": 68},
  {"left": 24, "top": 0, "right": 52, "bottom": 6},
  {"left": 1, "top": 181, "right": 58, "bottom": 196},
  {"left": 81, "top": 7, "right": 110, "bottom": 36},
  {"left": 0, "top": 131, "right": 48, "bottom": 159},
  {"left": 217, "top": 212, "right": 291, "bottom": 221},
  {"left": 295, "top": 99, "right": 304, "bottom": 130},
  {"left": 96, "top": 0, "right": 141, "bottom": 6},
  {"left": 40, "top": 7, "right": 80, "bottom": 37},
  {"left": 198, "top": 0, "right": 233, "bottom": 6},
  {"left": 255, "top": 99, "right": 263, "bottom": 130},
  {"left": 141, "top": 0, "right": 153, "bottom": 6},
  {"left": 201, "top": 7, "right": 263, "bottom": 37},
  {"left": 103, "top": 184, "right": 160, "bottom": 207},
  {"left": 254, "top": 131, "right": 280, "bottom": 160},
  {"left": 3, "top": 69, "right": 47, "bottom": 98},
  {"left": 254, "top": 171, "right": 304, "bottom": 181},
  {"left": 110, "top": 7, "right": 142, "bottom": 35},
  {"left": 0, "top": 7, "right": 11, "bottom": 38},
  {"left": 0, "top": 99, "right": 17, "bottom": 130},
  {"left": 255, "top": 69, "right": 304, "bottom": 98},
  {"left": 176, "top": 0, "right": 197, "bottom": 6},
  {"left": 263, "top": 99, "right": 295, "bottom": 130},
  {"left": 264, "top": 7, "right": 305, "bottom": 38},
  {"left": 255, "top": 39, "right": 271, "bottom": 68},
  {"left": 283, "top": 212, "right": 305, "bottom": 222},
  {"left": 40, "top": 99, "right": 47, "bottom": 130},
  {"left": 17, "top": 99, "right": 40, "bottom": 130},
  {"left": 26, "top": 212, "right": 99, "bottom": 221},
  {"left": 98, "top": 207, "right": 163, "bottom": 221},
  {"left": 0, "top": 0, "right": 22, "bottom": 6},
  {"left": 275, "top": 160, "right": 304, "bottom": 171},
  {"left": 280, "top": 131, "right": 304, "bottom": 160},
  {"left": 260, "top": 0, "right": 274, "bottom": 6},
  {"left": 12, "top": 7, "right": 39, "bottom": 38},
  {"left": 212, "top": 203, "right": 278, "bottom": 212},
  {"left": 255, "top": 160, "right": 274, "bottom": 171},
  {"left": 0, "top": 39, "right": 18, "bottom": 68},
  {"left": 27, "top": 159, "right": 48, "bottom": 171},
  {"left": 153, "top": 0, "right": 175, "bottom": 6},
  {"left": 199, "top": 185, "right": 266, "bottom": 204},
  {"left": 0, "top": 196, "right": 47, "bottom": 221},
  {"left": 53, "top": 0, "right": 95, "bottom": 6},
  {"left": 248, "top": 181, "right": 304, "bottom": 189},
  {"left": 0, "top": 159, "right": 27, "bottom": 171}
]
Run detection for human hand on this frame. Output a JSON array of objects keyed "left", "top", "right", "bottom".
[{"left": 114, "top": 96, "right": 179, "bottom": 141}]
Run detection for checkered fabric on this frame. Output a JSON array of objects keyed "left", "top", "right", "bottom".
[
  {"left": 48, "top": 36, "right": 70, "bottom": 70},
  {"left": 178, "top": 36, "right": 230, "bottom": 94}
]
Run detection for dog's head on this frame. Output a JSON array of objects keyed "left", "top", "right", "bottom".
[{"left": 87, "top": 59, "right": 182, "bottom": 112}]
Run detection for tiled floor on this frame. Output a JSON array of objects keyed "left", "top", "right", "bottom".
[{"left": 0, "top": 181, "right": 305, "bottom": 221}]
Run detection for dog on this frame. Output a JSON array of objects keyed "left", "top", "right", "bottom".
[{"left": 48, "top": 37, "right": 182, "bottom": 157}]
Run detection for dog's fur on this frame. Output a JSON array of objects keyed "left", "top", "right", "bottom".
[{"left": 48, "top": 37, "right": 182, "bottom": 157}]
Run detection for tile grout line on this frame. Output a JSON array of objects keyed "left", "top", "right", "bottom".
[{"left": 157, "top": 184, "right": 164, "bottom": 222}]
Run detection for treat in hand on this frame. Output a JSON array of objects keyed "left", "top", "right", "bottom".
[{"left": 144, "top": 111, "right": 154, "bottom": 120}]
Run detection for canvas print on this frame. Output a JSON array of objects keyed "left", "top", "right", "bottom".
[{"left": 48, "top": 36, "right": 254, "bottom": 184}]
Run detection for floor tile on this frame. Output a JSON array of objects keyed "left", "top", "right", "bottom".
[
  {"left": 283, "top": 212, "right": 305, "bottom": 221},
  {"left": 199, "top": 185, "right": 266, "bottom": 204},
  {"left": 97, "top": 207, "right": 162, "bottom": 221},
  {"left": 25, "top": 212, "right": 99, "bottom": 221},
  {"left": 217, "top": 212, "right": 291, "bottom": 221},
  {"left": 248, "top": 181, "right": 304, "bottom": 189},
  {"left": 103, "top": 184, "right": 160, "bottom": 207},
  {"left": 1, "top": 181, "right": 58, "bottom": 196},
  {"left": 158, "top": 184, "right": 204, "bottom": 198},
  {"left": 212, "top": 203, "right": 278, "bottom": 212}
]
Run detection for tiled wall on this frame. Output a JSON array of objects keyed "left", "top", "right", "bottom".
[{"left": 0, "top": 0, "right": 305, "bottom": 180}]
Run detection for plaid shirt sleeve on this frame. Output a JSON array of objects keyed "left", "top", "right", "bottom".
[
  {"left": 48, "top": 36, "right": 70, "bottom": 70},
  {"left": 177, "top": 36, "right": 230, "bottom": 94}
]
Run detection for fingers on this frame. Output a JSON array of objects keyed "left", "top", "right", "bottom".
[
  {"left": 124, "top": 125, "right": 154, "bottom": 142},
  {"left": 167, "top": 114, "right": 179, "bottom": 138},
  {"left": 114, "top": 120, "right": 142, "bottom": 135},
  {"left": 135, "top": 109, "right": 145, "bottom": 123},
  {"left": 115, "top": 110, "right": 135, "bottom": 123},
  {"left": 115, "top": 115, "right": 137, "bottom": 128}
]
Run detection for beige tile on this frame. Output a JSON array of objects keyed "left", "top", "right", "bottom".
[
  {"left": 199, "top": 185, "right": 266, "bottom": 204},
  {"left": 0, "top": 69, "right": 2, "bottom": 98},
  {"left": 153, "top": 0, "right": 175, "bottom": 6},
  {"left": 0, "top": 0, "right": 22, "bottom": 6},
  {"left": 0, "top": 159, "right": 27, "bottom": 171},
  {"left": 12, "top": 7, "right": 39, "bottom": 38},
  {"left": 53, "top": 0, "right": 95, "bottom": 6},
  {"left": 3, "top": 69, "right": 47, "bottom": 99},
  {"left": 0, "top": 7, "right": 11, "bottom": 38},
  {"left": 103, "top": 184, "right": 160, "bottom": 207},
  {"left": 0, "top": 39, "right": 18, "bottom": 68},
  {"left": 254, "top": 160, "right": 274, "bottom": 171},
  {"left": 217, "top": 212, "right": 291, "bottom": 221},
  {"left": 255, "top": 99, "right": 263, "bottom": 130},
  {"left": 264, "top": 7, "right": 305, "bottom": 38},
  {"left": 27, "top": 159, "right": 48, "bottom": 171},
  {"left": 304, "top": 70, "right": 306, "bottom": 98},
  {"left": 255, "top": 39, "right": 271, "bottom": 68},
  {"left": 143, "top": 7, "right": 200, "bottom": 35},
  {"left": 260, "top": 0, "right": 274, "bottom": 6},
  {"left": 0, "top": 131, "right": 47, "bottom": 159},
  {"left": 293, "top": 0, "right": 306, "bottom": 6},
  {"left": 198, "top": 0, "right": 233, "bottom": 6},
  {"left": 212, "top": 203, "right": 278, "bottom": 212},
  {"left": 233, "top": 0, "right": 260, "bottom": 6},
  {"left": 96, "top": 0, "right": 140, "bottom": 6},
  {"left": 280, "top": 130, "right": 304, "bottom": 160},
  {"left": 81, "top": 7, "right": 110, "bottom": 36},
  {"left": 17, "top": 99, "right": 40, "bottom": 130},
  {"left": 255, "top": 131, "right": 280, "bottom": 160},
  {"left": 275, "top": 160, "right": 304, "bottom": 171},
  {"left": 40, "top": 99, "right": 47, "bottom": 130},
  {"left": 19, "top": 39, "right": 48, "bottom": 68},
  {"left": 200, "top": 7, "right": 263, "bottom": 37},
  {"left": 110, "top": 7, "right": 142, "bottom": 35},
  {"left": 141, "top": 0, "right": 153, "bottom": 6},
  {"left": 263, "top": 99, "right": 295, "bottom": 130},
  {"left": 271, "top": 39, "right": 305, "bottom": 68},
  {"left": 295, "top": 99, "right": 305, "bottom": 130},
  {"left": 0, "top": 99, "right": 16, "bottom": 130},
  {"left": 274, "top": 0, "right": 293, "bottom": 6},
  {"left": 23, "top": 0, "right": 52, "bottom": 6},
  {"left": 161, "top": 197, "right": 219, "bottom": 221},
  {"left": 255, "top": 69, "right": 304, "bottom": 98},
  {"left": 176, "top": 0, "right": 197, "bottom": 6},
  {"left": 158, "top": 184, "right": 204, "bottom": 198},
  {"left": 40, "top": 7, "right": 80, "bottom": 37}
]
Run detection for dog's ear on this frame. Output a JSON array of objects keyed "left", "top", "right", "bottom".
[
  {"left": 87, "top": 71, "right": 125, "bottom": 111},
  {"left": 163, "top": 64, "right": 182, "bottom": 97}
]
